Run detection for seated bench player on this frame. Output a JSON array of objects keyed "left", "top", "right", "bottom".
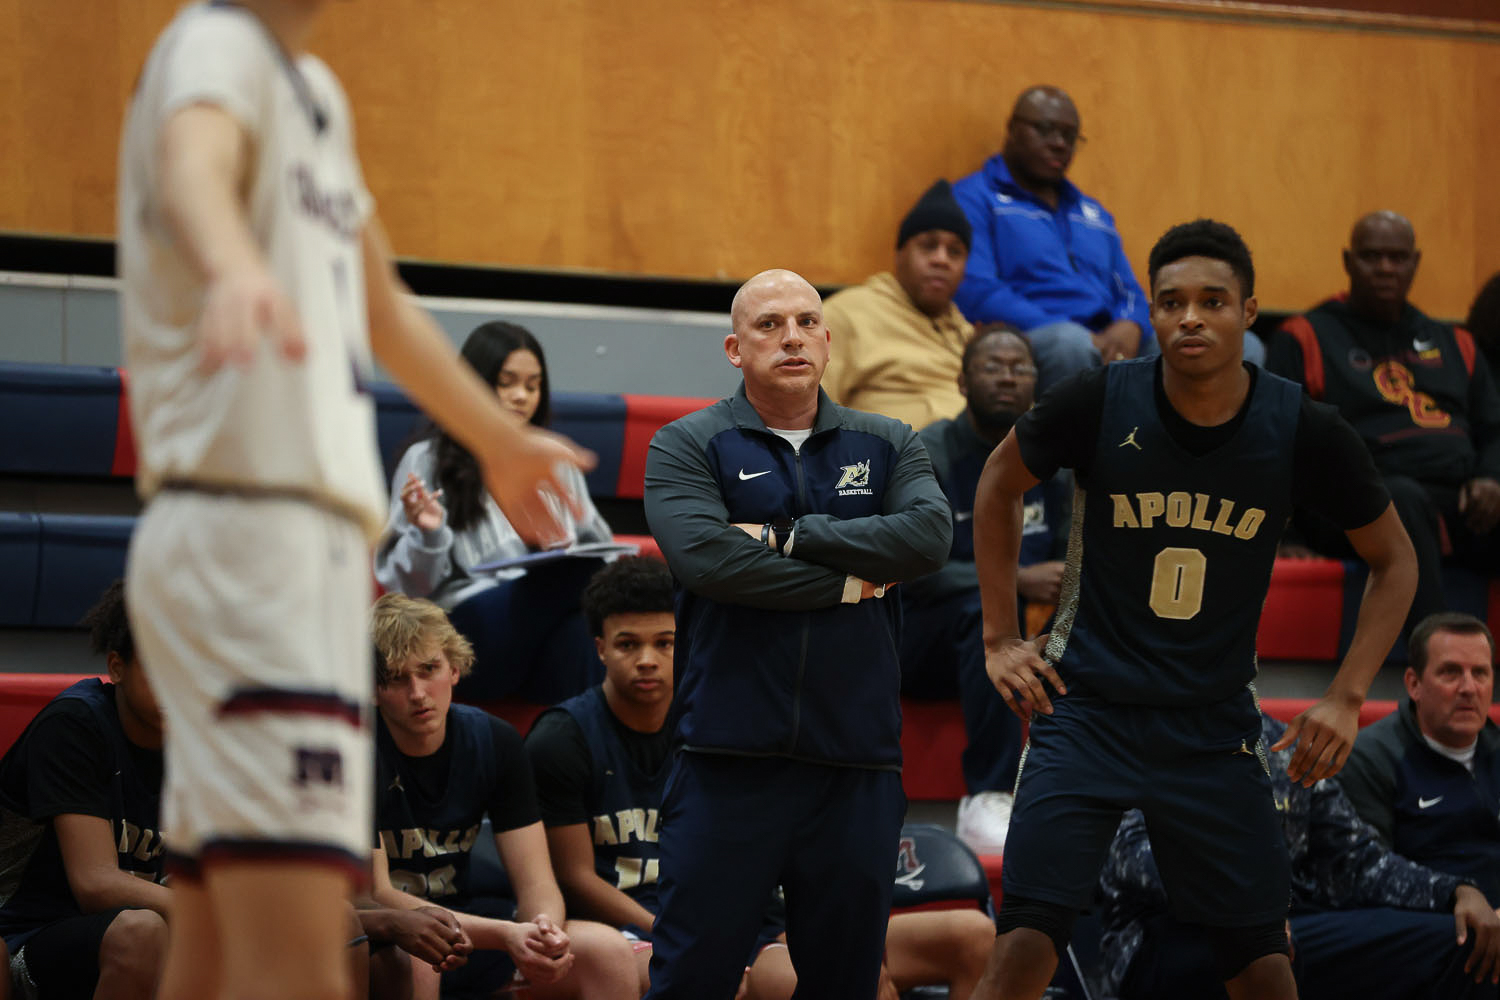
[
  {"left": 368, "top": 593, "right": 638, "bottom": 1000},
  {"left": 0, "top": 584, "right": 431, "bottom": 1000},
  {"left": 526, "top": 559, "right": 994, "bottom": 1000},
  {"left": 0, "top": 581, "right": 166, "bottom": 1000}
]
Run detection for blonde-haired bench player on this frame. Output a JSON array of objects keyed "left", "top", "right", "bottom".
[{"left": 117, "top": 4, "right": 593, "bottom": 1000}]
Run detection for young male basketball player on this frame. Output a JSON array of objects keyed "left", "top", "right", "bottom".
[
  {"left": 968, "top": 219, "right": 1418, "bottom": 1000},
  {"left": 117, "top": 4, "right": 591, "bottom": 999}
]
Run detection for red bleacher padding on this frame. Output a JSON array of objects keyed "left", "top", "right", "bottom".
[
  {"left": 613, "top": 534, "right": 664, "bottom": 561},
  {"left": 112, "top": 368, "right": 137, "bottom": 477},
  {"left": 900, "top": 700, "right": 969, "bottom": 802},
  {"left": 1256, "top": 558, "right": 1345, "bottom": 661},
  {"left": 0, "top": 674, "right": 104, "bottom": 756},
  {"left": 615, "top": 395, "right": 716, "bottom": 500},
  {"left": 1260, "top": 696, "right": 1500, "bottom": 730}
]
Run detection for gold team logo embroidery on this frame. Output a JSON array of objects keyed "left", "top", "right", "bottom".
[
  {"left": 1373, "top": 361, "right": 1451, "bottom": 429},
  {"left": 1119, "top": 426, "right": 1142, "bottom": 451},
  {"left": 836, "top": 460, "right": 873, "bottom": 496}
]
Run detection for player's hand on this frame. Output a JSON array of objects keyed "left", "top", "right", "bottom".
[
  {"left": 391, "top": 906, "right": 471, "bottom": 971},
  {"left": 1017, "top": 561, "right": 1065, "bottom": 604},
  {"left": 876, "top": 961, "right": 900, "bottom": 1000},
  {"left": 531, "top": 913, "right": 570, "bottom": 958},
  {"left": 504, "top": 919, "right": 574, "bottom": 985},
  {"left": 1460, "top": 477, "right": 1500, "bottom": 535},
  {"left": 399, "top": 473, "right": 446, "bottom": 533},
  {"left": 734, "top": 966, "right": 752, "bottom": 1000},
  {"left": 477, "top": 427, "right": 596, "bottom": 548},
  {"left": 196, "top": 266, "right": 306, "bottom": 372},
  {"left": 1272, "top": 693, "right": 1360, "bottom": 786},
  {"left": 986, "top": 634, "right": 1066, "bottom": 719},
  {"left": 1092, "top": 319, "right": 1142, "bottom": 362},
  {"left": 1455, "top": 884, "right": 1500, "bottom": 984}
]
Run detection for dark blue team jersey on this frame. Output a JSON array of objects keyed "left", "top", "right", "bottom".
[
  {"left": 0, "top": 680, "right": 164, "bottom": 947},
  {"left": 374, "top": 705, "right": 501, "bottom": 905},
  {"left": 552, "top": 686, "right": 668, "bottom": 914},
  {"left": 1047, "top": 359, "right": 1301, "bottom": 707}
]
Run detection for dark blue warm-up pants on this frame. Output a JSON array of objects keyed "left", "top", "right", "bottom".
[{"left": 644, "top": 751, "right": 906, "bottom": 1000}]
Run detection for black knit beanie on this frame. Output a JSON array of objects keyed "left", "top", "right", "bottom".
[{"left": 896, "top": 180, "right": 972, "bottom": 251}]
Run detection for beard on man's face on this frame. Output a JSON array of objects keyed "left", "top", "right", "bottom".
[{"left": 970, "top": 402, "right": 1022, "bottom": 435}]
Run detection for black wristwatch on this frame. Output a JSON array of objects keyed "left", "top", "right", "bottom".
[{"left": 771, "top": 515, "right": 795, "bottom": 555}]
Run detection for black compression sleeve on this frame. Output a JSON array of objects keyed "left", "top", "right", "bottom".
[
  {"left": 25, "top": 703, "right": 116, "bottom": 821},
  {"left": 524, "top": 711, "right": 595, "bottom": 828},
  {"left": 1292, "top": 398, "right": 1391, "bottom": 530},
  {"left": 487, "top": 717, "right": 542, "bottom": 833},
  {"left": 1014, "top": 367, "right": 1109, "bottom": 481}
]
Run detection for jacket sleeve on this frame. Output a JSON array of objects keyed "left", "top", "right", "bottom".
[
  {"left": 1463, "top": 346, "right": 1500, "bottom": 482},
  {"left": 1097, "top": 810, "right": 1167, "bottom": 999},
  {"left": 644, "top": 421, "right": 850, "bottom": 609},
  {"left": 373, "top": 443, "right": 456, "bottom": 598},
  {"left": 951, "top": 182, "right": 1060, "bottom": 331},
  {"left": 1303, "top": 777, "right": 1460, "bottom": 911},
  {"left": 1332, "top": 739, "right": 1399, "bottom": 848},
  {"left": 789, "top": 428, "right": 953, "bottom": 584}
]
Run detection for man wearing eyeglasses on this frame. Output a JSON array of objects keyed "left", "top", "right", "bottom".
[
  {"left": 1267, "top": 211, "right": 1500, "bottom": 630},
  {"left": 900, "top": 327, "right": 1070, "bottom": 855},
  {"left": 953, "top": 86, "right": 1157, "bottom": 393}
]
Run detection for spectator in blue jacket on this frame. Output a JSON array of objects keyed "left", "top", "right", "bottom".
[
  {"left": 953, "top": 86, "right": 1267, "bottom": 392},
  {"left": 1100, "top": 711, "right": 1500, "bottom": 1000}
]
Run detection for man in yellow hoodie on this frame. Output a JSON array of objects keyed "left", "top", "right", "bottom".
[{"left": 822, "top": 181, "right": 975, "bottom": 430}]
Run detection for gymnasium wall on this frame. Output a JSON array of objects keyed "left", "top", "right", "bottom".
[{"left": 1, "top": 0, "right": 1496, "bottom": 317}]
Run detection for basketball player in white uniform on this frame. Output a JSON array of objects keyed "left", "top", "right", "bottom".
[{"left": 118, "top": 3, "right": 592, "bottom": 998}]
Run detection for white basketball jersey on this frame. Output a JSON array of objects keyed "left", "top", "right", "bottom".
[{"left": 118, "top": 2, "right": 386, "bottom": 539}]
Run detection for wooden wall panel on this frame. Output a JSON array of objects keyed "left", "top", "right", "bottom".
[{"left": 1, "top": 0, "right": 1496, "bottom": 317}]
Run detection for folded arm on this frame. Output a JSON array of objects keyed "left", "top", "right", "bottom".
[
  {"left": 644, "top": 424, "right": 852, "bottom": 609},
  {"left": 788, "top": 431, "right": 952, "bottom": 583}
]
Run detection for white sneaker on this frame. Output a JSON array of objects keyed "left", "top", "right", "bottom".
[{"left": 956, "top": 790, "right": 1014, "bottom": 855}]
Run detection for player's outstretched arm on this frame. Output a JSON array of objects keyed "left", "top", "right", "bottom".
[
  {"left": 974, "top": 430, "right": 1066, "bottom": 718},
  {"left": 1273, "top": 503, "right": 1416, "bottom": 786},
  {"left": 362, "top": 220, "right": 594, "bottom": 547},
  {"left": 157, "top": 104, "right": 305, "bottom": 370}
]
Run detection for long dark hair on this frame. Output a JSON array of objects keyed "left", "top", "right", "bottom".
[{"left": 433, "top": 321, "right": 551, "bottom": 530}]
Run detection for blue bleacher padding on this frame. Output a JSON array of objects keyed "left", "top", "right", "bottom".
[
  {"left": 370, "top": 387, "right": 626, "bottom": 499},
  {"left": 0, "top": 363, "right": 121, "bottom": 476},
  {"left": 0, "top": 513, "right": 41, "bottom": 626},
  {"left": 550, "top": 391, "right": 626, "bottom": 500},
  {"left": 33, "top": 514, "right": 134, "bottom": 627},
  {"left": 370, "top": 382, "right": 425, "bottom": 480}
]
